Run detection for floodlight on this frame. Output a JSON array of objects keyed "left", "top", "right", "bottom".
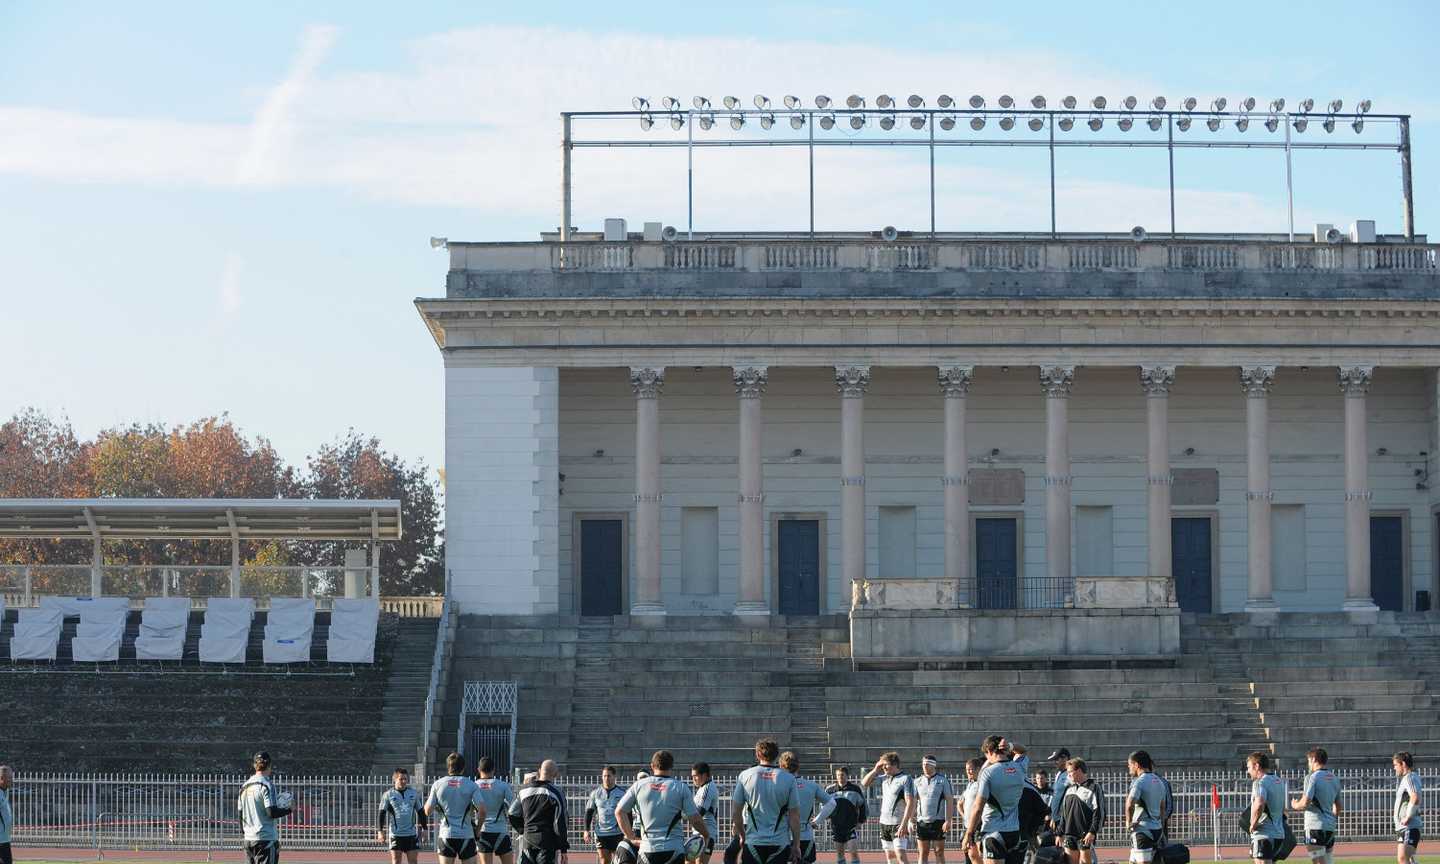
[
  {"left": 850, "top": 114, "right": 866, "bottom": 129},
  {"left": 910, "top": 115, "right": 927, "bottom": 130},
  {"left": 1264, "top": 116, "right": 1279, "bottom": 132},
  {"left": 999, "top": 115, "right": 1015, "bottom": 130},
  {"left": 907, "top": 94, "right": 925, "bottom": 108},
  {"left": 1293, "top": 117, "right": 1308, "bottom": 132},
  {"left": 1091, "top": 96, "right": 1107, "bottom": 109},
  {"left": 819, "top": 113, "right": 836, "bottom": 130},
  {"left": 1322, "top": 117, "right": 1336, "bottom": 133},
  {"left": 1147, "top": 115, "right": 1163, "bottom": 131},
  {"left": 1206, "top": 117, "right": 1221, "bottom": 132},
  {"left": 1210, "top": 97, "right": 1227, "bottom": 111},
  {"left": 1177, "top": 116, "right": 1192, "bottom": 131},
  {"left": 789, "top": 114, "right": 806, "bottom": 130},
  {"left": 877, "top": 94, "right": 895, "bottom": 109},
  {"left": 1151, "top": 96, "right": 1167, "bottom": 110},
  {"left": 1061, "top": 95, "right": 1077, "bottom": 110},
  {"left": 1298, "top": 98, "right": 1314, "bottom": 112},
  {"left": 1032, "top": 95, "right": 1047, "bottom": 109},
  {"left": 1028, "top": 116, "right": 1044, "bottom": 131},
  {"left": 939, "top": 115, "right": 956, "bottom": 130},
  {"left": 1351, "top": 118, "right": 1364, "bottom": 134},
  {"left": 639, "top": 115, "right": 654, "bottom": 130},
  {"left": 699, "top": 113, "right": 715, "bottom": 130},
  {"left": 723, "top": 96, "right": 741, "bottom": 110},
  {"left": 970, "top": 116, "right": 986, "bottom": 130},
  {"left": 1328, "top": 99, "right": 1343, "bottom": 113},
  {"left": 1088, "top": 116, "right": 1103, "bottom": 131},
  {"left": 760, "top": 113, "right": 775, "bottom": 130},
  {"left": 879, "top": 115, "right": 896, "bottom": 130},
  {"left": 669, "top": 115, "right": 684, "bottom": 130},
  {"left": 662, "top": 96, "right": 680, "bottom": 111},
  {"left": 783, "top": 95, "right": 802, "bottom": 110},
  {"left": 750, "top": 95, "right": 769, "bottom": 110},
  {"left": 693, "top": 96, "right": 711, "bottom": 110},
  {"left": 846, "top": 94, "right": 865, "bottom": 109},
  {"left": 1269, "top": 98, "right": 1285, "bottom": 112},
  {"left": 730, "top": 115, "right": 744, "bottom": 130},
  {"left": 1058, "top": 116, "right": 1074, "bottom": 131},
  {"left": 815, "top": 95, "right": 832, "bottom": 109},
  {"left": 1235, "top": 117, "right": 1248, "bottom": 131},
  {"left": 999, "top": 94, "right": 1015, "bottom": 109},
  {"left": 1118, "top": 116, "right": 1133, "bottom": 131},
  {"left": 1122, "top": 95, "right": 1138, "bottom": 110},
  {"left": 937, "top": 94, "right": 955, "bottom": 109},
  {"left": 1240, "top": 97, "right": 1256, "bottom": 112},
  {"left": 429, "top": 236, "right": 447, "bottom": 249},
  {"left": 632, "top": 97, "right": 650, "bottom": 111},
  {"left": 1182, "top": 97, "right": 1197, "bottom": 111},
  {"left": 1357, "top": 99, "right": 1372, "bottom": 114},
  {"left": 969, "top": 95, "right": 985, "bottom": 109}
]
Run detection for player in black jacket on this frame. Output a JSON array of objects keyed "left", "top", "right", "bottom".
[
  {"left": 1055, "top": 760, "right": 1104, "bottom": 864},
  {"left": 825, "top": 766, "right": 868, "bottom": 864},
  {"left": 508, "top": 761, "right": 570, "bottom": 864}
]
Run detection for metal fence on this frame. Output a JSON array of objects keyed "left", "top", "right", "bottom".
[{"left": 7, "top": 768, "right": 1432, "bottom": 854}]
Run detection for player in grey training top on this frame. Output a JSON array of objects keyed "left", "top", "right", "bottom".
[
  {"left": 913, "top": 755, "right": 953, "bottom": 864},
  {"left": 963, "top": 736, "right": 1025, "bottom": 864},
  {"left": 863, "top": 751, "right": 917, "bottom": 864},
  {"left": 1392, "top": 751, "right": 1422, "bottom": 864},
  {"left": 780, "top": 751, "right": 836, "bottom": 864},
  {"left": 1246, "top": 753, "right": 1287, "bottom": 864},
  {"left": 1290, "top": 748, "right": 1342, "bottom": 864},
  {"left": 690, "top": 763, "right": 719, "bottom": 864},
  {"left": 427, "top": 753, "right": 488, "bottom": 864},
  {"left": 0, "top": 765, "right": 14, "bottom": 864},
  {"left": 1046, "top": 751, "right": 1072, "bottom": 830},
  {"left": 618, "top": 750, "right": 709, "bottom": 864},
  {"left": 1124, "top": 751, "right": 1166, "bottom": 864},
  {"left": 475, "top": 757, "right": 518, "bottom": 864},
  {"left": 960, "top": 758, "right": 985, "bottom": 864},
  {"left": 379, "top": 767, "right": 429, "bottom": 864},
  {"left": 238, "top": 752, "right": 294, "bottom": 864},
  {"left": 732, "top": 739, "right": 803, "bottom": 864},
  {"left": 586, "top": 766, "right": 628, "bottom": 864}
]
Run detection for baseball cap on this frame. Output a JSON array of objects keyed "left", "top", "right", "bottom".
[
  {"left": 253, "top": 751, "right": 272, "bottom": 770},
  {"left": 1047, "top": 749, "right": 1071, "bottom": 761}
]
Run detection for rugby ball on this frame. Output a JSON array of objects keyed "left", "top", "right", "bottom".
[
  {"left": 684, "top": 835, "right": 706, "bottom": 861},
  {"left": 275, "top": 791, "right": 295, "bottom": 809}
]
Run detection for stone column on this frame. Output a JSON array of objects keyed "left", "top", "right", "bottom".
[
  {"left": 1141, "top": 365, "right": 1176, "bottom": 600},
  {"left": 1340, "top": 365, "right": 1379, "bottom": 612},
  {"left": 630, "top": 366, "right": 666, "bottom": 616},
  {"left": 1241, "top": 365, "right": 1277, "bottom": 612},
  {"left": 938, "top": 365, "right": 974, "bottom": 606},
  {"left": 734, "top": 365, "right": 769, "bottom": 615},
  {"left": 836, "top": 366, "right": 871, "bottom": 590},
  {"left": 1040, "top": 366, "right": 1075, "bottom": 596}
]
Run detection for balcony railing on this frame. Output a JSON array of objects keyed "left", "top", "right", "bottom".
[{"left": 484, "top": 237, "right": 1440, "bottom": 275}]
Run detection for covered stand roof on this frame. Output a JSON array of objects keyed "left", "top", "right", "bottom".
[{"left": 0, "top": 499, "right": 403, "bottom": 542}]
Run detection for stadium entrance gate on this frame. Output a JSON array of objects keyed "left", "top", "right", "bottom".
[{"left": 459, "top": 681, "right": 518, "bottom": 775}]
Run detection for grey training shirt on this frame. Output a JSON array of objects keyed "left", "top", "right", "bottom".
[
  {"left": 914, "top": 773, "right": 953, "bottom": 822},
  {"left": 0, "top": 786, "right": 12, "bottom": 845},
  {"left": 794, "top": 776, "right": 834, "bottom": 842},
  {"left": 693, "top": 782, "right": 719, "bottom": 840},
  {"left": 1395, "top": 772, "right": 1423, "bottom": 830},
  {"left": 426, "top": 775, "right": 485, "bottom": 840},
  {"left": 879, "top": 772, "right": 916, "bottom": 826},
  {"left": 1302, "top": 770, "right": 1341, "bottom": 833},
  {"left": 590, "top": 785, "right": 627, "bottom": 837},
  {"left": 475, "top": 777, "right": 516, "bottom": 834},
  {"left": 380, "top": 786, "right": 423, "bottom": 838},
  {"left": 238, "top": 774, "right": 280, "bottom": 842},
  {"left": 1251, "top": 774, "right": 1287, "bottom": 841},
  {"left": 1127, "top": 773, "right": 1167, "bottom": 836},
  {"left": 974, "top": 761, "right": 1025, "bottom": 834},
  {"left": 619, "top": 775, "right": 698, "bottom": 853},
  {"left": 733, "top": 764, "right": 800, "bottom": 847}
]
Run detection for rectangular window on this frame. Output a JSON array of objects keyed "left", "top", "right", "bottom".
[
  {"left": 1272, "top": 504, "right": 1307, "bottom": 591},
  {"left": 879, "top": 506, "right": 917, "bottom": 579},
  {"left": 680, "top": 507, "right": 719, "bottom": 594},
  {"left": 1075, "top": 505, "right": 1114, "bottom": 578}
]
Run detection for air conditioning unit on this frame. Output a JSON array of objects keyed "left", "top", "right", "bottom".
[
  {"left": 1313, "top": 223, "right": 1334, "bottom": 243},
  {"left": 1350, "top": 220, "right": 1376, "bottom": 244},
  {"left": 603, "top": 218, "right": 628, "bottom": 242},
  {"left": 643, "top": 221, "right": 664, "bottom": 242}
]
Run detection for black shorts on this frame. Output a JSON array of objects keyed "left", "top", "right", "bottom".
[
  {"left": 246, "top": 840, "right": 280, "bottom": 864},
  {"left": 640, "top": 852, "right": 683, "bottom": 864},
  {"left": 0, "top": 842, "right": 12, "bottom": 864},
  {"left": 831, "top": 824, "right": 857, "bottom": 844},
  {"left": 916, "top": 821, "right": 947, "bottom": 842},
  {"left": 520, "top": 849, "right": 562, "bottom": 864},
  {"left": 800, "top": 840, "right": 816, "bottom": 864},
  {"left": 697, "top": 837, "right": 717, "bottom": 855},
  {"left": 478, "top": 832, "right": 514, "bottom": 856},
  {"left": 740, "top": 845, "right": 792, "bottom": 864},
  {"left": 1305, "top": 831, "right": 1335, "bottom": 851},
  {"left": 597, "top": 835, "right": 624, "bottom": 852},
  {"left": 1132, "top": 831, "right": 1159, "bottom": 855},
  {"left": 440, "top": 838, "right": 480, "bottom": 860},
  {"left": 982, "top": 831, "right": 1021, "bottom": 861},
  {"left": 1250, "top": 838, "right": 1281, "bottom": 861},
  {"left": 1061, "top": 836, "right": 1093, "bottom": 851},
  {"left": 391, "top": 835, "right": 421, "bottom": 852},
  {"left": 1398, "top": 828, "right": 1421, "bottom": 849}
]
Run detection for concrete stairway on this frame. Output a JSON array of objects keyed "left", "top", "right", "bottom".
[
  {"left": 369, "top": 616, "right": 442, "bottom": 775},
  {"left": 785, "top": 620, "right": 832, "bottom": 769}
]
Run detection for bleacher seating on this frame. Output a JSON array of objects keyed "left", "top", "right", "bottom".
[
  {"left": 72, "top": 600, "right": 128, "bottom": 662},
  {"left": 262, "top": 597, "right": 316, "bottom": 663},
  {"left": 11, "top": 606, "right": 63, "bottom": 660},
  {"left": 133, "top": 597, "right": 191, "bottom": 660},
  {"left": 198, "top": 597, "right": 255, "bottom": 663},
  {"left": 326, "top": 598, "right": 379, "bottom": 663}
]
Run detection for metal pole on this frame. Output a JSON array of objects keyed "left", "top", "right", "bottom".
[
  {"left": 1285, "top": 119, "right": 1295, "bottom": 242},
  {"left": 929, "top": 118, "right": 936, "bottom": 238},
  {"left": 1401, "top": 117, "right": 1415, "bottom": 240},
  {"left": 1049, "top": 113, "right": 1057, "bottom": 238},
  {"left": 91, "top": 536, "right": 103, "bottom": 598},
  {"left": 1168, "top": 115, "right": 1176, "bottom": 238},
  {"left": 561, "top": 114, "right": 573, "bottom": 244},
  {"left": 808, "top": 115, "right": 815, "bottom": 237},
  {"left": 687, "top": 115, "right": 694, "bottom": 240}
]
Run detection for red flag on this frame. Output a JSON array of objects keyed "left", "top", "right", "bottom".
[{"left": 1211, "top": 784, "right": 1221, "bottom": 810}]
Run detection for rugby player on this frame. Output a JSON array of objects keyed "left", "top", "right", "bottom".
[
  {"left": 825, "top": 767, "right": 867, "bottom": 864},
  {"left": 913, "top": 755, "right": 953, "bottom": 864},
  {"left": 690, "top": 763, "right": 720, "bottom": 864},
  {"left": 426, "top": 753, "right": 488, "bottom": 864},
  {"left": 779, "top": 751, "right": 835, "bottom": 864},
  {"left": 1245, "top": 752, "right": 1286, "bottom": 864},
  {"left": 476, "top": 757, "right": 518, "bottom": 864},
  {"left": 238, "top": 752, "right": 294, "bottom": 864},
  {"left": 961, "top": 737, "right": 1025, "bottom": 864},
  {"left": 618, "top": 750, "right": 710, "bottom": 864},
  {"left": 1123, "top": 751, "right": 1166, "bottom": 864},
  {"left": 1290, "top": 748, "right": 1341, "bottom": 864},
  {"left": 1055, "top": 759, "right": 1102, "bottom": 864},
  {"left": 379, "top": 767, "right": 429, "bottom": 864},
  {"left": 585, "top": 766, "right": 627, "bottom": 864},
  {"left": 1392, "top": 752, "right": 1423, "bottom": 864},
  {"left": 0, "top": 765, "right": 14, "bottom": 864},
  {"left": 509, "top": 760, "right": 570, "bottom": 864},
  {"left": 1045, "top": 751, "right": 1071, "bottom": 833},
  {"left": 862, "top": 752, "right": 916, "bottom": 864},
  {"left": 959, "top": 759, "right": 985, "bottom": 864},
  {"left": 731, "top": 739, "right": 803, "bottom": 864}
]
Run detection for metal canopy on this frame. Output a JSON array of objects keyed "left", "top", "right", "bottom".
[{"left": 0, "top": 498, "right": 403, "bottom": 542}]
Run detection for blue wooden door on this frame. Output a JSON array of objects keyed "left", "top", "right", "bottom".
[
  {"left": 975, "top": 518, "right": 1018, "bottom": 609},
  {"left": 579, "top": 519, "right": 623, "bottom": 616},
  {"left": 1370, "top": 515, "right": 1405, "bottom": 611},
  {"left": 1171, "top": 517, "right": 1212, "bottom": 613},
  {"left": 778, "top": 519, "right": 820, "bottom": 615}
]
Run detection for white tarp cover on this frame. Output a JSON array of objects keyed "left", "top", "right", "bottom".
[
  {"left": 263, "top": 598, "right": 315, "bottom": 664},
  {"left": 326, "top": 598, "right": 379, "bottom": 663},
  {"left": 11, "top": 606, "right": 63, "bottom": 661},
  {"left": 40, "top": 595, "right": 129, "bottom": 619},
  {"left": 72, "top": 602, "right": 129, "bottom": 662},
  {"left": 135, "top": 597, "right": 192, "bottom": 661},
  {"left": 199, "top": 597, "right": 255, "bottom": 664}
]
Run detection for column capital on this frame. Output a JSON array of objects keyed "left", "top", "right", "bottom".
[
  {"left": 1338, "top": 364, "right": 1375, "bottom": 395},
  {"left": 1140, "top": 364, "right": 1176, "bottom": 396},
  {"left": 937, "top": 365, "right": 975, "bottom": 397},
  {"left": 732, "top": 365, "right": 769, "bottom": 398},
  {"left": 834, "top": 365, "right": 872, "bottom": 398},
  {"left": 629, "top": 366, "right": 665, "bottom": 399},
  {"left": 1240, "top": 365, "right": 1277, "bottom": 396},
  {"left": 1039, "top": 365, "right": 1075, "bottom": 397}
]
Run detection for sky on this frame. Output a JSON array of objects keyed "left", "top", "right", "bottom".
[{"left": 1, "top": 0, "right": 1437, "bottom": 479}]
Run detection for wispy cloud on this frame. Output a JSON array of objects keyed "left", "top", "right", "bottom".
[{"left": 235, "top": 24, "right": 338, "bottom": 185}]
